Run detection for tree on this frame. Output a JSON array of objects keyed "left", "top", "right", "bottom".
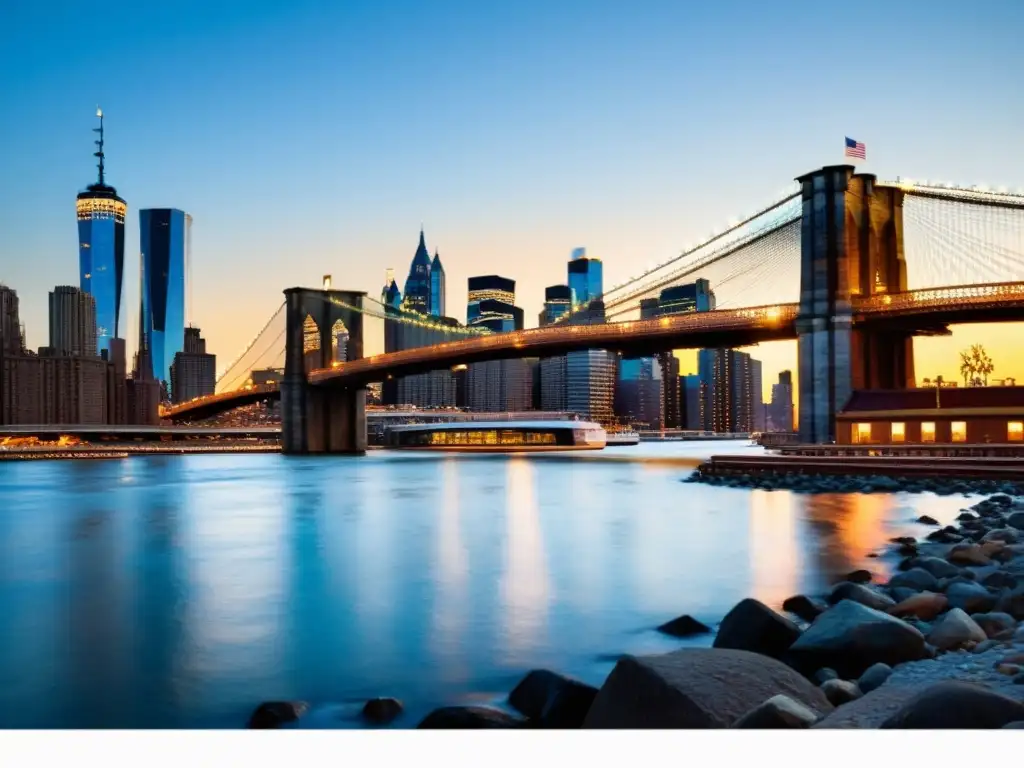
[
  {"left": 970, "top": 344, "right": 994, "bottom": 386},
  {"left": 959, "top": 350, "right": 973, "bottom": 387}
]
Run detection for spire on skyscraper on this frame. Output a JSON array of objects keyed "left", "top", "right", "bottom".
[{"left": 93, "top": 107, "right": 106, "bottom": 186}]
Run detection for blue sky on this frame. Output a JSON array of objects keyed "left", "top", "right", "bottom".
[{"left": 2, "top": 0, "right": 1023, "bottom": 386}]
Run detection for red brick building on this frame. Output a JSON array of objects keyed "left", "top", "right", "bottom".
[{"left": 836, "top": 387, "right": 1024, "bottom": 445}]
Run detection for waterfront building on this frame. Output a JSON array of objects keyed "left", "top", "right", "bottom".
[
  {"left": 836, "top": 387, "right": 1024, "bottom": 445},
  {"left": 540, "top": 284, "right": 571, "bottom": 326},
  {"left": 1, "top": 352, "right": 109, "bottom": 424},
  {"left": 77, "top": 109, "right": 126, "bottom": 355},
  {"left": 770, "top": 370, "right": 795, "bottom": 432},
  {"left": 139, "top": 208, "right": 190, "bottom": 386},
  {"left": 751, "top": 357, "right": 765, "bottom": 431},
  {"left": 170, "top": 327, "right": 216, "bottom": 403},
  {"left": 537, "top": 285, "right": 572, "bottom": 411},
  {"left": 467, "top": 276, "right": 516, "bottom": 325},
  {"left": 429, "top": 251, "right": 446, "bottom": 318},
  {"left": 49, "top": 286, "right": 97, "bottom": 358}
]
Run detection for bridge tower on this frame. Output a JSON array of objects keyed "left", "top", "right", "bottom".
[
  {"left": 281, "top": 287, "right": 367, "bottom": 454},
  {"left": 796, "top": 165, "right": 912, "bottom": 444}
]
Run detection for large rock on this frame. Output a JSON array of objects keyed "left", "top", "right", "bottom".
[
  {"left": 856, "top": 663, "right": 893, "bottom": 694},
  {"left": 362, "top": 697, "right": 403, "bottom": 724},
  {"left": 927, "top": 607, "right": 987, "bottom": 651},
  {"left": 508, "top": 669, "right": 598, "bottom": 728},
  {"left": 888, "top": 591, "right": 948, "bottom": 621},
  {"left": 946, "top": 581, "right": 998, "bottom": 614},
  {"left": 888, "top": 567, "right": 939, "bottom": 593},
  {"left": 656, "top": 614, "right": 712, "bottom": 638},
  {"left": 787, "top": 600, "right": 928, "bottom": 678},
  {"left": 828, "top": 582, "right": 896, "bottom": 612},
  {"left": 948, "top": 544, "right": 993, "bottom": 567},
  {"left": 880, "top": 681, "right": 1024, "bottom": 728},
  {"left": 247, "top": 701, "right": 309, "bottom": 729},
  {"left": 983, "top": 528, "right": 1019, "bottom": 544},
  {"left": 997, "top": 585, "right": 1024, "bottom": 620},
  {"left": 731, "top": 694, "right": 820, "bottom": 729},
  {"left": 712, "top": 598, "right": 801, "bottom": 660},
  {"left": 971, "top": 612, "right": 1017, "bottom": 639},
  {"left": 909, "top": 556, "right": 961, "bottom": 580},
  {"left": 1006, "top": 511, "right": 1024, "bottom": 531},
  {"left": 418, "top": 706, "right": 527, "bottom": 729},
  {"left": 821, "top": 678, "right": 862, "bottom": 706},
  {"left": 583, "top": 648, "right": 833, "bottom": 729},
  {"left": 782, "top": 595, "right": 826, "bottom": 623}
]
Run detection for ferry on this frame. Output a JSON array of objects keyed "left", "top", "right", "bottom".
[{"left": 383, "top": 420, "right": 607, "bottom": 452}]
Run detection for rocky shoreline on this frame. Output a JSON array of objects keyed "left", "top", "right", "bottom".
[
  {"left": 246, "top": 492, "right": 1024, "bottom": 729},
  {"left": 685, "top": 468, "right": 1024, "bottom": 496}
]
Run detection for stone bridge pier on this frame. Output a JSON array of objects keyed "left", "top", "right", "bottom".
[
  {"left": 281, "top": 287, "right": 367, "bottom": 455},
  {"left": 796, "top": 165, "right": 914, "bottom": 444}
]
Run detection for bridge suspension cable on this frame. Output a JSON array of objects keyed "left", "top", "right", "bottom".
[
  {"left": 902, "top": 189, "right": 1024, "bottom": 290},
  {"left": 215, "top": 302, "right": 286, "bottom": 393}
]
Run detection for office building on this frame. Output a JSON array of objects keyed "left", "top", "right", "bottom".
[
  {"left": 77, "top": 109, "right": 126, "bottom": 355},
  {"left": 770, "top": 370, "right": 795, "bottom": 432},
  {"left": 615, "top": 355, "right": 664, "bottom": 429},
  {"left": 49, "top": 285, "right": 97, "bottom": 357},
  {"left": 658, "top": 278, "right": 716, "bottom": 315},
  {"left": 466, "top": 276, "right": 530, "bottom": 412},
  {"left": 567, "top": 248, "right": 603, "bottom": 309},
  {"left": 139, "top": 208, "right": 190, "bottom": 386},
  {"left": 540, "top": 284, "right": 571, "bottom": 326},
  {"left": 170, "top": 326, "right": 216, "bottom": 403},
  {"left": 429, "top": 251, "right": 446, "bottom": 318},
  {"left": 564, "top": 250, "right": 613, "bottom": 423}
]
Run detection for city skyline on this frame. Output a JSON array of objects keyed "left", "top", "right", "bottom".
[{"left": 3, "top": 0, "right": 1024, "bottom": 398}]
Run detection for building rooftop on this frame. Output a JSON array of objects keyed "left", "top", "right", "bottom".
[{"left": 840, "top": 387, "right": 1024, "bottom": 413}]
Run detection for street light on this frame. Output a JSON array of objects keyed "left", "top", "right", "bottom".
[{"left": 934, "top": 375, "right": 944, "bottom": 408}]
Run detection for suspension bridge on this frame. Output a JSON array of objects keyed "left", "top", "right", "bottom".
[{"left": 161, "top": 165, "right": 1024, "bottom": 452}]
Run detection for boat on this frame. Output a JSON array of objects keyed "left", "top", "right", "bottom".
[
  {"left": 382, "top": 420, "right": 607, "bottom": 452},
  {"left": 605, "top": 429, "right": 640, "bottom": 446}
]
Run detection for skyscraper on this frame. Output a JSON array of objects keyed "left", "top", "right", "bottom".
[
  {"left": 0, "top": 284, "right": 24, "bottom": 356},
  {"left": 540, "top": 284, "right": 571, "bottom": 326},
  {"left": 770, "top": 370, "right": 795, "bottom": 432},
  {"left": 564, "top": 249, "right": 613, "bottom": 423},
  {"left": 139, "top": 208, "right": 190, "bottom": 385},
  {"left": 615, "top": 355, "right": 664, "bottom": 429},
  {"left": 539, "top": 284, "right": 572, "bottom": 410},
  {"left": 429, "top": 251, "right": 446, "bottom": 318},
  {"left": 699, "top": 348, "right": 759, "bottom": 433},
  {"left": 466, "top": 276, "right": 530, "bottom": 411},
  {"left": 402, "top": 229, "right": 432, "bottom": 314},
  {"left": 77, "top": 109, "right": 126, "bottom": 355},
  {"left": 49, "top": 285, "right": 97, "bottom": 357}
]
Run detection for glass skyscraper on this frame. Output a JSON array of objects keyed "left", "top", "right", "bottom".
[
  {"left": 568, "top": 255, "right": 603, "bottom": 309},
  {"left": 139, "top": 208, "right": 190, "bottom": 385},
  {"left": 77, "top": 109, "right": 126, "bottom": 355}
]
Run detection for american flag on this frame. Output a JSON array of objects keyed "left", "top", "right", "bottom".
[{"left": 845, "top": 137, "right": 866, "bottom": 159}]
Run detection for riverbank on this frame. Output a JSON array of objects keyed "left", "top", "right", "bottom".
[
  {"left": 249, "top": 490, "right": 1024, "bottom": 729},
  {"left": 0, "top": 442, "right": 280, "bottom": 460}
]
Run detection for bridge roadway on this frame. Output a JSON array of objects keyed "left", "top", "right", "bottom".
[{"left": 166, "top": 281, "right": 1024, "bottom": 422}]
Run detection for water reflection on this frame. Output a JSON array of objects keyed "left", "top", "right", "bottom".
[
  {"left": 500, "top": 458, "right": 549, "bottom": 663},
  {"left": 747, "top": 490, "right": 801, "bottom": 609},
  {"left": 0, "top": 445, "right": 985, "bottom": 728}
]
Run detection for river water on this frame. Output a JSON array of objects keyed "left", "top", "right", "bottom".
[{"left": 0, "top": 441, "right": 978, "bottom": 729}]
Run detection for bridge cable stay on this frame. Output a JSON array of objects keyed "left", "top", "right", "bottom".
[
  {"left": 599, "top": 189, "right": 800, "bottom": 301},
  {"left": 603, "top": 216, "right": 801, "bottom": 321},
  {"left": 587, "top": 199, "right": 802, "bottom": 317},
  {"left": 902, "top": 192, "right": 1024, "bottom": 290},
  {"left": 215, "top": 302, "right": 286, "bottom": 394},
  {"left": 217, "top": 327, "right": 287, "bottom": 393}
]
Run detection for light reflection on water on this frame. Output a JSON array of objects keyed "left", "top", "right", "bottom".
[{"left": 0, "top": 442, "right": 981, "bottom": 729}]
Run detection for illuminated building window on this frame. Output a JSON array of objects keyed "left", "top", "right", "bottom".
[
  {"left": 852, "top": 423, "right": 871, "bottom": 444},
  {"left": 951, "top": 421, "right": 967, "bottom": 443},
  {"left": 1009, "top": 422, "right": 1024, "bottom": 442},
  {"left": 921, "top": 422, "right": 936, "bottom": 443},
  {"left": 890, "top": 422, "right": 905, "bottom": 443}
]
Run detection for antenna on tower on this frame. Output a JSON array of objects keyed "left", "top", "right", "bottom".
[{"left": 93, "top": 107, "right": 106, "bottom": 186}]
